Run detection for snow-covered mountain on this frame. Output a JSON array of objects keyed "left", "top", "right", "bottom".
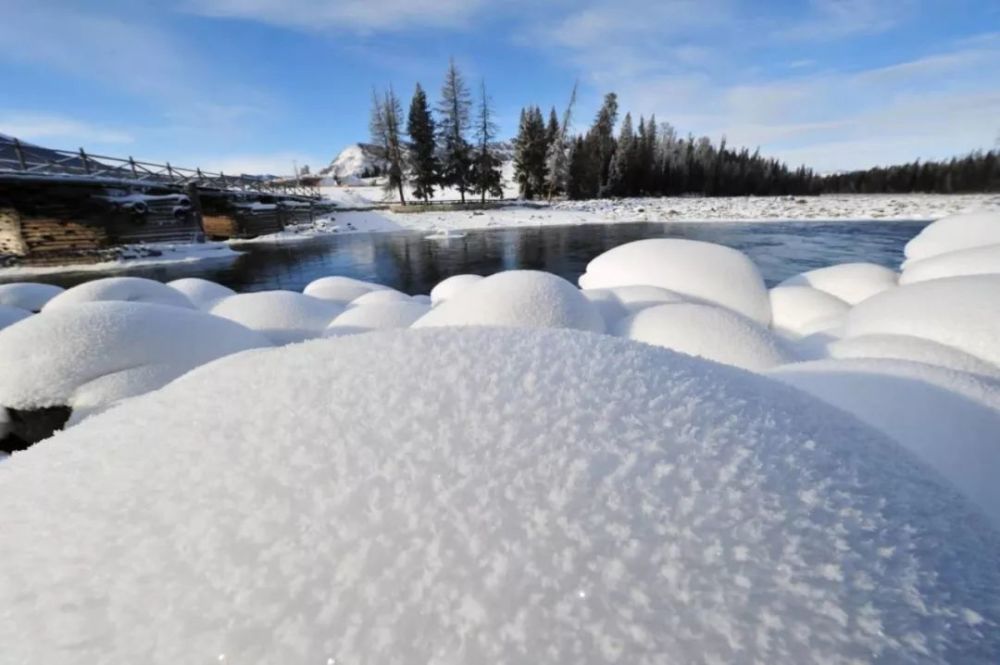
[{"left": 319, "top": 144, "right": 386, "bottom": 184}]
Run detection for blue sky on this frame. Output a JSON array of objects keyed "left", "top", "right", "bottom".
[{"left": 1, "top": 0, "right": 998, "bottom": 175}]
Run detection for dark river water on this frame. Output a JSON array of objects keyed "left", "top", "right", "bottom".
[{"left": 11, "top": 221, "right": 929, "bottom": 294}]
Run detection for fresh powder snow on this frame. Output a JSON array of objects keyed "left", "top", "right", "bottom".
[
  {"left": 0, "top": 328, "right": 997, "bottom": 663},
  {"left": 167, "top": 277, "right": 237, "bottom": 309},
  {"left": 209, "top": 291, "right": 345, "bottom": 345},
  {"left": 777, "top": 262, "right": 898, "bottom": 305},
  {"left": 0, "top": 282, "right": 64, "bottom": 312},
  {"left": 43, "top": 276, "right": 196, "bottom": 310}
]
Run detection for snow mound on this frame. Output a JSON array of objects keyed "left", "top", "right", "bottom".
[
  {"left": 1, "top": 328, "right": 997, "bottom": 664},
  {"left": 303, "top": 276, "right": 386, "bottom": 304},
  {"left": 0, "top": 302, "right": 271, "bottom": 413},
  {"left": 582, "top": 286, "right": 687, "bottom": 327},
  {"left": 778, "top": 262, "right": 897, "bottom": 305},
  {"left": 899, "top": 243, "right": 1000, "bottom": 284},
  {"left": 0, "top": 304, "right": 30, "bottom": 331},
  {"left": 325, "top": 302, "right": 430, "bottom": 336},
  {"left": 350, "top": 289, "right": 411, "bottom": 306},
  {"left": 411, "top": 294, "right": 432, "bottom": 305},
  {"left": 845, "top": 275, "right": 1000, "bottom": 367},
  {"left": 43, "top": 277, "right": 194, "bottom": 310},
  {"left": 828, "top": 334, "right": 1000, "bottom": 379},
  {"left": 166, "top": 278, "right": 235, "bottom": 309},
  {"left": 209, "top": 291, "right": 344, "bottom": 345},
  {"left": 430, "top": 274, "right": 484, "bottom": 305},
  {"left": 578, "top": 239, "right": 771, "bottom": 325},
  {"left": 770, "top": 358, "right": 1000, "bottom": 527},
  {"left": 0, "top": 282, "right": 64, "bottom": 312},
  {"left": 613, "top": 303, "right": 793, "bottom": 371},
  {"left": 904, "top": 209, "right": 1000, "bottom": 264},
  {"left": 768, "top": 286, "right": 850, "bottom": 338},
  {"left": 414, "top": 270, "right": 604, "bottom": 333}
]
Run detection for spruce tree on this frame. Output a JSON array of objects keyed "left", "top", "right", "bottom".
[
  {"left": 472, "top": 80, "right": 503, "bottom": 203},
  {"left": 406, "top": 83, "right": 438, "bottom": 202},
  {"left": 437, "top": 58, "right": 473, "bottom": 203},
  {"left": 545, "top": 82, "right": 577, "bottom": 200},
  {"left": 514, "top": 106, "right": 548, "bottom": 199},
  {"left": 607, "top": 112, "right": 634, "bottom": 196}
]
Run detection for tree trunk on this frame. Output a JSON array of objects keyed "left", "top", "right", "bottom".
[{"left": 397, "top": 182, "right": 406, "bottom": 205}]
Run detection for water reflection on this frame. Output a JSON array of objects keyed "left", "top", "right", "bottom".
[{"left": 7, "top": 220, "right": 928, "bottom": 293}]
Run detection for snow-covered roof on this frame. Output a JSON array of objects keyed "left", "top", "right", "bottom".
[{"left": 0, "top": 328, "right": 997, "bottom": 663}]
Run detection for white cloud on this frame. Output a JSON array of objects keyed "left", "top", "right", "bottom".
[
  {"left": 183, "top": 0, "right": 488, "bottom": 32},
  {"left": 193, "top": 151, "right": 328, "bottom": 177},
  {"left": 777, "top": 0, "right": 913, "bottom": 41},
  {"left": 0, "top": 113, "right": 133, "bottom": 146}
]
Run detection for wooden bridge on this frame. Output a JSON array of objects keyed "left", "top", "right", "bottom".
[{"left": 0, "top": 137, "right": 330, "bottom": 264}]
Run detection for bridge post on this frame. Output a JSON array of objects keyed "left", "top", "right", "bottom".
[
  {"left": 12, "top": 139, "right": 26, "bottom": 170},
  {"left": 185, "top": 182, "right": 206, "bottom": 242},
  {"left": 79, "top": 149, "right": 91, "bottom": 175}
]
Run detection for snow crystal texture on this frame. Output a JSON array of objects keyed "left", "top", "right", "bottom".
[{"left": 1, "top": 328, "right": 998, "bottom": 664}]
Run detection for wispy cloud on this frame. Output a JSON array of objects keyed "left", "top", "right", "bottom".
[
  {"left": 182, "top": 0, "right": 489, "bottom": 32},
  {"left": 775, "top": 0, "right": 913, "bottom": 42},
  {"left": 0, "top": 112, "right": 134, "bottom": 146}
]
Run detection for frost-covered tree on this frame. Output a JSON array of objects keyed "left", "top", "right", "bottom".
[
  {"left": 607, "top": 112, "right": 634, "bottom": 196},
  {"left": 369, "top": 87, "right": 407, "bottom": 204},
  {"left": 591, "top": 92, "right": 619, "bottom": 196},
  {"left": 437, "top": 58, "right": 473, "bottom": 203},
  {"left": 471, "top": 80, "right": 503, "bottom": 203},
  {"left": 406, "top": 83, "right": 438, "bottom": 202},
  {"left": 544, "top": 85, "right": 576, "bottom": 200}
]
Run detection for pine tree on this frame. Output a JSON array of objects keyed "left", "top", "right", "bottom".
[
  {"left": 369, "top": 87, "right": 407, "bottom": 204},
  {"left": 472, "top": 80, "right": 503, "bottom": 203},
  {"left": 546, "top": 108, "right": 560, "bottom": 152},
  {"left": 437, "top": 58, "right": 473, "bottom": 203},
  {"left": 406, "top": 83, "right": 438, "bottom": 202},
  {"left": 514, "top": 106, "right": 548, "bottom": 199},
  {"left": 607, "top": 112, "right": 634, "bottom": 196},
  {"left": 590, "top": 93, "right": 619, "bottom": 196}
]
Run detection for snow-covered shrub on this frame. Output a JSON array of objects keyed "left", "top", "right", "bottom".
[
  {"left": 0, "top": 302, "right": 271, "bottom": 418},
  {"left": 0, "top": 282, "right": 64, "bottom": 312},
  {"left": 429, "top": 273, "right": 483, "bottom": 305},
  {"left": 414, "top": 270, "right": 604, "bottom": 333},
  {"left": 43, "top": 277, "right": 195, "bottom": 310},
  {"left": 579, "top": 238, "right": 771, "bottom": 325},
  {"left": 777, "top": 262, "right": 897, "bottom": 305},
  {"left": 325, "top": 302, "right": 429, "bottom": 336},
  {"left": 0, "top": 328, "right": 996, "bottom": 663},
  {"left": 770, "top": 357, "right": 1000, "bottom": 527},
  {"left": 613, "top": 302, "right": 792, "bottom": 371},
  {"left": 209, "top": 291, "right": 344, "bottom": 345},
  {"left": 845, "top": 274, "right": 1000, "bottom": 367},
  {"left": 167, "top": 278, "right": 235, "bottom": 309},
  {"left": 904, "top": 209, "right": 1000, "bottom": 264},
  {"left": 768, "top": 286, "right": 850, "bottom": 338}
]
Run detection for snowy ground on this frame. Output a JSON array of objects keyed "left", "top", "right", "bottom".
[{"left": 285, "top": 190, "right": 1000, "bottom": 241}]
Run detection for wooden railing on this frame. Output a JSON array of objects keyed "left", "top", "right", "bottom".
[{"left": 0, "top": 138, "right": 320, "bottom": 198}]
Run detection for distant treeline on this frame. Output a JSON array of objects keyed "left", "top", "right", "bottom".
[{"left": 369, "top": 62, "right": 999, "bottom": 203}]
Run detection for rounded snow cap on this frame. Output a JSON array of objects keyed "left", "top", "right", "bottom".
[
  {"left": 167, "top": 278, "right": 236, "bottom": 309},
  {"left": 43, "top": 277, "right": 195, "bottom": 310},
  {"left": 578, "top": 239, "right": 771, "bottom": 325},
  {"left": 904, "top": 209, "right": 1000, "bottom": 264},
  {"left": 1, "top": 328, "right": 997, "bottom": 664},
  {"left": 777, "top": 262, "right": 897, "bottom": 305},
  {"left": 414, "top": 270, "right": 604, "bottom": 333},
  {"left": 209, "top": 291, "right": 344, "bottom": 345},
  {"left": 0, "top": 282, "right": 64, "bottom": 312}
]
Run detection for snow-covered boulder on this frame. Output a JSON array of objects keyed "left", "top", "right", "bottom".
[
  {"left": 845, "top": 274, "right": 1000, "bottom": 367},
  {"left": 0, "top": 282, "right": 63, "bottom": 312},
  {"left": 768, "top": 286, "right": 850, "bottom": 338},
  {"left": 166, "top": 278, "right": 236, "bottom": 309},
  {"left": 209, "top": 291, "right": 344, "bottom": 345},
  {"left": 349, "top": 289, "right": 411, "bottom": 306},
  {"left": 303, "top": 276, "right": 387, "bottom": 304},
  {"left": 770, "top": 358, "right": 1000, "bottom": 528},
  {"left": 899, "top": 243, "right": 1000, "bottom": 284},
  {"left": 325, "top": 302, "right": 430, "bottom": 336},
  {"left": 777, "top": 262, "right": 897, "bottom": 305},
  {"left": 904, "top": 209, "right": 1000, "bottom": 264},
  {"left": 43, "top": 277, "right": 194, "bottom": 310},
  {"left": 613, "top": 303, "right": 793, "bottom": 371},
  {"left": 582, "top": 286, "right": 686, "bottom": 327},
  {"left": 430, "top": 274, "right": 483, "bottom": 305},
  {"left": 828, "top": 334, "right": 1000, "bottom": 379},
  {"left": 578, "top": 239, "right": 771, "bottom": 325},
  {"left": 414, "top": 270, "right": 604, "bottom": 333},
  {"left": 0, "top": 302, "right": 271, "bottom": 416},
  {"left": 1, "top": 328, "right": 997, "bottom": 663},
  {"left": 411, "top": 294, "right": 432, "bottom": 305},
  {"left": 0, "top": 304, "right": 30, "bottom": 331}
]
